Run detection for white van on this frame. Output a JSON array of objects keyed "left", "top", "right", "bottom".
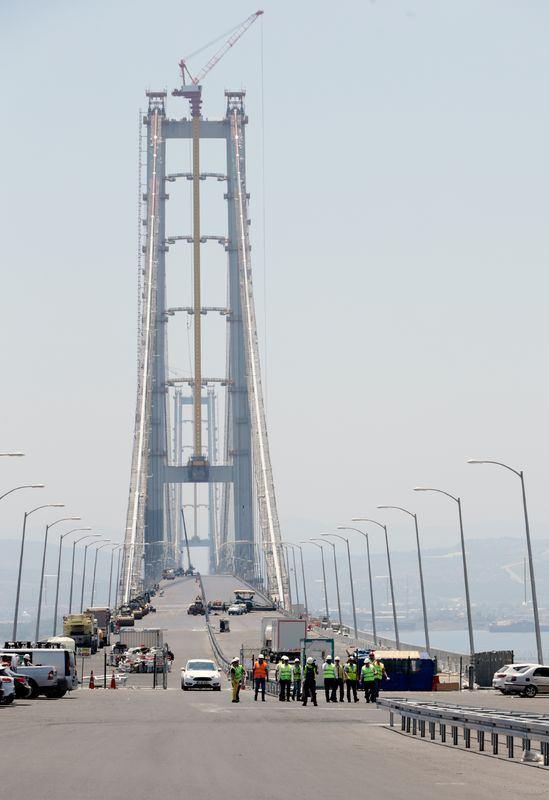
[{"left": 2, "top": 648, "right": 78, "bottom": 696}]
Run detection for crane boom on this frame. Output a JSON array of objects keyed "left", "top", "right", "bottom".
[{"left": 178, "top": 10, "right": 263, "bottom": 87}]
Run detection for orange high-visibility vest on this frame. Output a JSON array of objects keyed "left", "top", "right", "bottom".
[{"left": 254, "top": 660, "right": 268, "bottom": 678}]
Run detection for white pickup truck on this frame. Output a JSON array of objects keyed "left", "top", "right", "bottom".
[
  {"left": 14, "top": 665, "right": 59, "bottom": 698},
  {"left": 1, "top": 655, "right": 59, "bottom": 698}
]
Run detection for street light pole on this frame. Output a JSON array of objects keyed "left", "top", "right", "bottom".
[
  {"left": 294, "top": 544, "right": 309, "bottom": 618},
  {"left": 338, "top": 526, "right": 377, "bottom": 645},
  {"left": 414, "top": 488, "right": 475, "bottom": 661},
  {"left": 290, "top": 546, "right": 300, "bottom": 609},
  {"left": 69, "top": 534, "right": 99, "bottom": 614},
  {"left": 467, "top": 459, "right": 543, "bottom": 665},
  {"left": 353, "top": 518, "right": 400, "bottom": 649},
  {"left": 324, "top": 533, "right": 358, "bottom": 639},
  {"left": 52, "top": 527, "right": 91, "bottom": 636},
  {"left": 314, "top": 537, "right": 342, "bottom": 632},
  {"left": 282, "top": 542, "right": 308, "bottom": 617},
  {"left": 90, "top": 541, "right": 111, "bottom": 607},
  {"left": 108, "top": 545, "right": 122, "bottom": 607},
  {"left": 304, "top": 540, "right": 329, "bottom": 623},
  {"left": 80, "top": 539, "right": 103, "bottom": 613},
  {"left": 377, "top": 506, "right": 430, "bottom": 653},
  {"left": 114, "top": 545, "right": 123, "bottom": 608},
  {"left": 283, "top": 544, "right": 300, "bottom": 609},
  {"left": 0, "top": 483, "right": 45, "bottom": 503},
  {"left": 35, "top": 516, "right": 81, "bottom": 642},
  {"left": 12, "top": 502, "right": 64, "bottom": 641}
]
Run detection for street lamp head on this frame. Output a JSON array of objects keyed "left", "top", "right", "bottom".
[
  {"left": 413, "top": 488, "right": 430, "bottom": 492},
  {"left": 31, "top": 484, "right": 45, "bottom": 489},
  {"left": 50, "top": 503, "right": 65, "bottom": 508},
  {"left": 0, "top": 452, "right": 25, "bottom": 457}
]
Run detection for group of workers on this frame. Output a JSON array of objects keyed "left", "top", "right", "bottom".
[{"left": 228, "top": 651, "right": 387, "bottom": 706}]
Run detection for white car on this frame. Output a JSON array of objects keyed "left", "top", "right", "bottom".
[
  {"left": 504, "top": 664, "right": 549, "bottom": 697},
  {"left": 492, "top": 663, "right": 531, "bottom": 693},
  {"left": 181, "top": 659, "right": 221, "bottom": 691},
  {"left": 227, "top": 604, "right": 245, "bottom": 616},
  {"left": 0, "top": 670, "right": 16, "bottom": 705}
]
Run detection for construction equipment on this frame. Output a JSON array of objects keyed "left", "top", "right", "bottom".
[
  {"left": 63, "top": 613, "right": 98, "bottom": 653},
  {"left": 176, "top": 10, "right": 264, "bottom": 88}
]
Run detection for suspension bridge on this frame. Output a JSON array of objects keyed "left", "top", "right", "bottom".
[{"left": 120, "top": 12, "right": 289, "bottom": 609}]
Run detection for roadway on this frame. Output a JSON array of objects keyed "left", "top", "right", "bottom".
[{"left": 2, "top": 575, "right": 549, "bottom": 798}]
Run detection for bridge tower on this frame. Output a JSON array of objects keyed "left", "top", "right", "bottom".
[{"left": 121, "top": 87, "right": 290, "bottom": 608}]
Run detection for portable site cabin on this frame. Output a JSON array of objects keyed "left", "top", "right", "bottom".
[{"left": 358, "top": 649, "right": 435, "bottom": 692}]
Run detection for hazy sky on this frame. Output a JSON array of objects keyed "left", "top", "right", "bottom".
[{"left": 1, "top": 1, "right": 549, "bottom": 574}]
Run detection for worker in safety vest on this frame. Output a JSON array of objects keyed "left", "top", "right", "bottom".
[
  {"left": 301, "top": 657, "right": 318, "bottom": 707},
  {"left": 372, "top": 658, "right": 387, "bottom": 700},
  {"left": 334, "top": 656, "right": 345, "bottom": 702},
  {"left": 361, "top": 659, "right": 376, "bottom": 703},
  {"left": 344, "top": 655, "right": 359, "bottom": 703},
  {"left": 276, "top": 655, "right": 292, "bottom": 701},
  {"left": 291, "top": 658, "right": 302, "bottom": 701},
  {"left": 322, "top": 655, "right": 337, "bottom": 702},
  {"left": 253, "top": 654, "right": 268, "bottom": 702},
  {"left": 230, "top": 657, "right": 245, "bottom": 703}
]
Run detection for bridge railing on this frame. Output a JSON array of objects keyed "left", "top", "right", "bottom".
[
  {"left": 196, "top": 572, "right": 231, "bottom": 670},
  {"left": 378, "top": 697, "right": 549, "bottom": 765}
]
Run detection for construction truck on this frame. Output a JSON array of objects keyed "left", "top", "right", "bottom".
[
  {"left": 63, "top": 613, "right": 98, "bottom": 654},
  {"left": 261, "top": 617, "right": 307, "bottom": 662},
  {"left": 116, "top": 605, "right": 135, "bottom": 627},
  {"left": 187, "top": 596, "right": 205, "bottom": 616},
  {"left": 85, "top": 607, "right": 111, "bottom": 648}
]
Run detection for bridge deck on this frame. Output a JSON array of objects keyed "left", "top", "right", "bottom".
[{"left": 3, "top": 576, "right": 548, "bottom": 798}]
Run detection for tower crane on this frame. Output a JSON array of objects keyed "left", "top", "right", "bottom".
[{"left": 175, "top": 10, "right": 264, "bottom": 91}]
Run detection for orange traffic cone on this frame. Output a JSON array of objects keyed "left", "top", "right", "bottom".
[
  {"left": 88, "top": 670, "right": 95, "bottom": 689},
  {"left": 110, "top": 670, "right": 117, "bottom": 689}
]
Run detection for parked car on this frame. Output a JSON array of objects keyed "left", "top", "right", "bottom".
[
  {"left": 0, "top": 671, "right": 16, "bottom": 704},
  {"left": 0, "top": 667, "right": 32, "bottom": 699},
  {"left": 504, "top": 664, "right": 549, "bottom": 697},
  {"left": 1, "top": 648, "right": 77, "bottom": 697},
  {"left": 181, "top": 659, "right": 221, "bottom": 691},
  {"left": 227, "top": 604, "right": 245, "bottom": 616},
  {"left": 492, "top": 663, "right": 531, "bottom": 693}
]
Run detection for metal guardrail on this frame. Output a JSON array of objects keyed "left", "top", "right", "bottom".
[
  {"left": 378, "top": 697, "right": 549, "bottom": 765},
  {"left": 196, "top": 573, "right": 231, "bottom": 669},
  {"left": 246, "top": 675, "right": 279, "bottom": 696}
]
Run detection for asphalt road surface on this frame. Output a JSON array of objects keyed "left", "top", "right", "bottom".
[{"left": 3, "top": 576, "right": 549, "bottom": 799}]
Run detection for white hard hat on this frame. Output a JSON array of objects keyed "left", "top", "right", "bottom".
[
  {"left": 231, "top": 657, "right": 239, "bottom": 663},
  {"left": 326, "top": 655, "right": 332, "bottom": 661},
  {"left": 258, "top": 654, "right": 264, "bottom": 659},
  {"left": 294, "top": 658, "right": 300, "bottom": 662},
  {"left": 282, "top": 655, "right": 289, "bottom": 661},
  {"left": 24, "top": 654, "right": 31, "bottom": 659},
  {"left": 307, "top": 657, "right": 314, "bottom": 664},
  {"left": 334, "top": 656, "right": 340, "bottom": 661}
]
